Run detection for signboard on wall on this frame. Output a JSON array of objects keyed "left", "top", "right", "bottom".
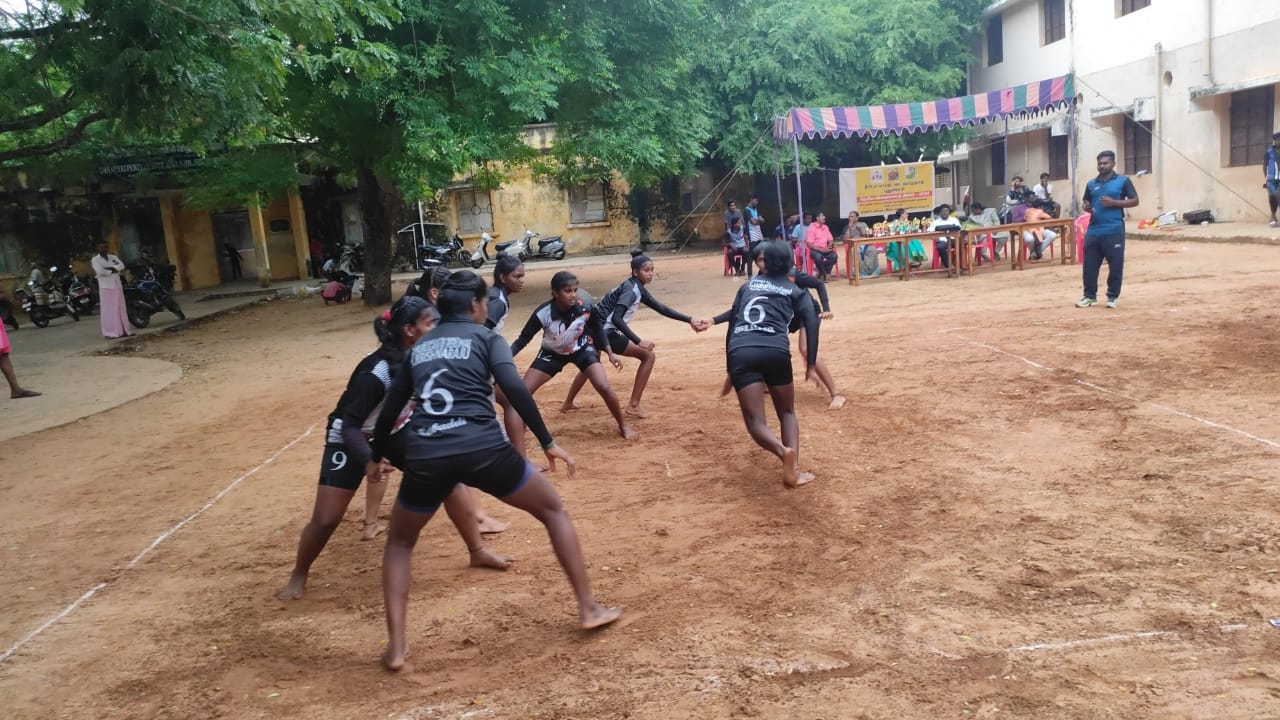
[{"left": 838, "top": 161, "right": 935, "bottom": 218}]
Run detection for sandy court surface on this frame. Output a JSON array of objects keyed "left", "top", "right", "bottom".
[{"left": 1, "top": 241, "right": 1279, "bottom": 719}]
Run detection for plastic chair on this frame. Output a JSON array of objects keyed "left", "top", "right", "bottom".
[
  {"left": 1073, "top": 213, "right": 1091, "bottom": 263},
  {"left": 723, "top": 245, "right": 733, "bottom": 276},
  {"left": 969, "top": 232, "right": 997, "bottom": 268}
]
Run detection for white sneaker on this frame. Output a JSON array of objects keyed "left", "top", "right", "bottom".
[
  {"left": 1075, "top": 297, "right": 1097, "bottom": 308},
  {"left": 1105, "top": 298, "right": 1118, "bottom": 309}
]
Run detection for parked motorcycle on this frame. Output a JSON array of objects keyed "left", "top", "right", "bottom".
[
  {"left": 339, "top": 244, "right": 365, "bottom": 273},
  {"left": 54, "top": 265, "right": 96, "bottom": 316},
  {"left": 498, "top": 229, "right": 566, "bottom": 262},
  {"left": 418, "top": 233, "right": 470, "bottom": 269},
  {"left": 123, "top": 264, "right": 185, "bottom": 329},
  {"left": 16, "top": 268, "right": 80, "bottom": 328}
]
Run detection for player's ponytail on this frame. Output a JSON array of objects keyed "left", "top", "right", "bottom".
[
  {"left": 374, "top": 295, "right": 433, "bottom": 369},
  {"left": 437, "top": 270, "right": 487, "bottom": 316}
]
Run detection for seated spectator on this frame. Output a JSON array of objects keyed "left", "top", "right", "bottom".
[
  {"left": 775, "top": 213, "right": 799, "bottom": 242},
  {"left": 928, "top": 204, "right": 963, "bottom": 269},
  {"left": 843, "top": 210, "right": 877, "bottom": 277},
  {"left": 1022, "top": 199, "right": 1058, "bottom": 260},
  {"left": 790, "top": 213, "right": 812, "bottom": 248},
  {"left": 963, "top": 201, "right": 1008, "bottom": 262},
  {"left": 725, "top": 218, "right": 750, "bottom": 277},
  {"left": 843, "top": 210, "right": 871, "bottom": 242},
  {"left": 1000, "top": 176, "right": 1030, "bottom": 223},
  {"left": 805, "top": 212, "right": 837, "bottom": 281},
  {"left": 1032, "top": 172, "right": 1061, "bottom": 217}
]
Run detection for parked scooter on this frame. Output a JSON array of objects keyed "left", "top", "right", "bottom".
[
  {"left": 54, "top": 265, "right": 96, "bottom": 316},
  {"left": 338, "top": 243, "right": 365, "bottom": 273},
  {"left": 497, "top": 229, "right": 566, "bottom": 262},
  {"left": 123, "top": 264, "right": 185, "bottom": 329},
  {"left": 466, "top": 233, "right": 494, "bottom": 269},
  {"left": 16, "top": 267, "right": 80, "bottom": 328}
]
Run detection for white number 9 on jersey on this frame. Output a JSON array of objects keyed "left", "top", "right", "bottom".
[
  {"left": 420, "top": 369, "right": 455, "bottom": 416},
  {"left": 743, "top": 295, "right": 767, "bottom": 325}
]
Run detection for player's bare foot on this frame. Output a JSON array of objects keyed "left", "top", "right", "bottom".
[
  {"left": 781, "top": 447, "right": 799, "bottom": 488},
  {"left": 619, "top": 425, "right": 638, "bottom": 440},
  {"left": 277, "top": 573, "right": 307, "bottom": 600},
  {"left": 476, "top": 515, "right": 510, "bottom": 534},
  {"left": 360, "top": 520, "right": 384, "bottom": 541},
  {"left": 828, "top": 394, "right": 846, "bottom": 410},
  {"left": 11, "top": 389, "right": 40, "bottom": 398},
  {"left": 560, "top": 401, "right": 583, "bottom": 413},
  {"left": 469, "top": 546, "right": 512, "bottom": 570},
  {"left": 794, "top": 470, "right": 816, "bottom": 487},
  {"left": 382, "top": 644, "right": 409, "bottom": 672},
  {"left": 580, "top": 603, "right": 623, "bottom": 630},
  {"left": 624, "top": 405, "right": 649, "bottom": 419}
]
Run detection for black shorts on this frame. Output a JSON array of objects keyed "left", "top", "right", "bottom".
[
  {"left": 530, "top": 346, "right": 599, "bottom": 377},
  {"left": 396, "top": 445, "right": 533, "bottom": 513},
  {"left": 318, "top": 443, "right": 366, "bottom": 491},
  {"left": 605, "top": 329, "right": 632, "bottom": 355},
  {"left": 727, "top": 346, "right": 793, "bottom": 391}
]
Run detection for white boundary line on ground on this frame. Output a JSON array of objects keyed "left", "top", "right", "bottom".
[
  {"left": 1012, "top": 630, "right": 1177, "bottom": 652},
  {"left": 0, "top": 425, "right": 316, "bottom": 665},
  {"left": 950, "top": 335, "right": 1280, "bottom": 452}
]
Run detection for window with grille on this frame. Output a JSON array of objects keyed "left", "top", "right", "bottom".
[
  {"left": 990, "top": 139, "right": 1006, "bottom": 186},
  {"left": 452, "top": 188, "right": 493, "bottom": 233},
  {"left": 1049, "top": 134, "right": 1069, "bottom": 179},
  {"left": 1043, "top": 0, "right": 1065, "bottom": 44},
  {"left": 1228, "top": 86, "right": 1275, "bottom": 168},
  {"left": 1119, "top": 0, "right": 1151, "bottom": 16},
  {"left": 568, "top": 181, "right": 608, "bottom": 224},
  {"left": 1123, "top": 118, "right": 1153, "bottom": 175},
  {"left": 986, "top": 15, "right": 1003, "bottom": 66}
]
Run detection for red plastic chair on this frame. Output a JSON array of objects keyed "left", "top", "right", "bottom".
[
  {"left": 969, "top": 232, "right": 997, "bottom": 267},
  {"left": 723, "top": 245, "right": 733, "bottom": 276},
  {"left": 1074, "top": 213, "right": 1091, "bottom": 263}
]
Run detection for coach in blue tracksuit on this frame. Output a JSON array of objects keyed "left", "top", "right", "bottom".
[{"left": 1077, "top": 150, "right": 1138, "bottom": 309}]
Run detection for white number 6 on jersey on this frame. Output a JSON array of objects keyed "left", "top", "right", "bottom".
[
  {"left": 421, "top": 369, "right": 455, "bottom": 416},
  {"left": 743, "top": 295, "right": 767, "bottom": 325}
]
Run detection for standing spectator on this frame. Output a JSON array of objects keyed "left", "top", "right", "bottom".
[
  {"left": 1266, "top": 132, "right": 1279, "bottom": 228},
  {"left": 743, "top": 194, "right": 765, "bottom": 249},
  {"left": 805, "top": 212, "right": 837, "bottom": 281},
  {"left": 722, "top": 200, "right": 743, "bottom": 233},
  {"left": 309, "top": 237, "right": 325, "bottom": 279},
  {"left": 224, "top": 242, "right": 243, "bottom": 280},
  {"left": 1032, "top": 172, "right": 1053, "bottom": 201},
  {"left": 927, "top": 205, "right": 963, "bottom": 269},
  {"left": 91, "top": 241, "right": 132, "bottom": 339},
  {"left": 0, "top": 286, "right": 39, "bottom": 399},
  {"left": 1077, "top": 150, "right": 1138, "bottom": 309}
]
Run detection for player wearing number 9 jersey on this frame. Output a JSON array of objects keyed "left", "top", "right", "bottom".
[
  {"left": 278, "top": 297, "right": 510, "bottom": 602},
  {"left": 711, "top": 240, "right": 820, "bottom": 489},
  {"left": 370, "top": 270, "right": 621, "bottom": 672}
]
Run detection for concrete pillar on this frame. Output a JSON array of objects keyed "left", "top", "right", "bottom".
[
  {"left": 248, "top": 201, "right": 271, "bottom": 288},
  {"left": 157, "top": 194, "right": 187, "bottom": 291},
  {"left": 287, "top": 189, "right": 311, "bottom": 280}
]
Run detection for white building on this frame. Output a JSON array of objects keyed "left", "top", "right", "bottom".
[{"left": 966, "top": 0, "right": 1278, "bottom": 222}]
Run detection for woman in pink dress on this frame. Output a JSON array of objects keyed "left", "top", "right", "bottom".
[{"left": 91, "top": 242, "right": 132, "bottom": 339}]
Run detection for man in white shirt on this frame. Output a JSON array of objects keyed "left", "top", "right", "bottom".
[
  {"left": 927, "top": 204, "right": 963, "bottom": 269},
  {"left": 91, "top": 242, "right": 131, "bottom": 339}
]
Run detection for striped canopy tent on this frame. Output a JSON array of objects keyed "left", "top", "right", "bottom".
[{"left": 774, "top": 75, "right": 1076, "bottom": 140}]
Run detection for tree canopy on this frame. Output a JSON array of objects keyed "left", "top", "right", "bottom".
[{"left": 1, "top": 0, "right": 989, "bottom": 303}]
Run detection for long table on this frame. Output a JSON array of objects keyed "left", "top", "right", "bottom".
[{"left": 843, "top": 217, "right": 1078, "bottom": 286}]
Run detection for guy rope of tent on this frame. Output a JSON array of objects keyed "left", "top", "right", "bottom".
[{"left": 774, "top": 74, "right": 1075, "bottom": 140}]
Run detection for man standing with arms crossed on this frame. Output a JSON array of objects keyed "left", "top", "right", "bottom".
[{"left": 1077, "top": 151, "right": 1138, "bottom": 309}]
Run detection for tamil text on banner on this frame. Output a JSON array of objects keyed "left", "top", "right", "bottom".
[{"left": 838, "top": 162, "right": 935, "bottom": 218}]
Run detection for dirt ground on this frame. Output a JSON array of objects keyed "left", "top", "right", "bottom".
[{"left": 2, "top": 241, "right": 1279, "bottom": 719}]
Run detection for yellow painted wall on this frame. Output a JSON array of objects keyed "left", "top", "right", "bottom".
[
  {"left": 176, "top": 204, "right": 220, "bottom": 290},
  {"left": 264, "top": 198, "right": 300, "bottom": 281}
]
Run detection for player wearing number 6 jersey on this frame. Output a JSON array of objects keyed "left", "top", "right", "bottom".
[
  {"left": 372, "top": 270, "right": 621, "bottom": 671},
  {"left": 278, "top": 297, "right": 510, "bottom": 601},
  {"left": 712, "top": 240, "right": 820, "bottom": 488}
]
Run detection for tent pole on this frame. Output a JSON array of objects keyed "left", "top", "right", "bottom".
[
  {"left": 774, "top": 137, "right": 785, "bottom": 240},
  {"left": 792, "top": 134, "right": 804, "bottom": 230}
]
